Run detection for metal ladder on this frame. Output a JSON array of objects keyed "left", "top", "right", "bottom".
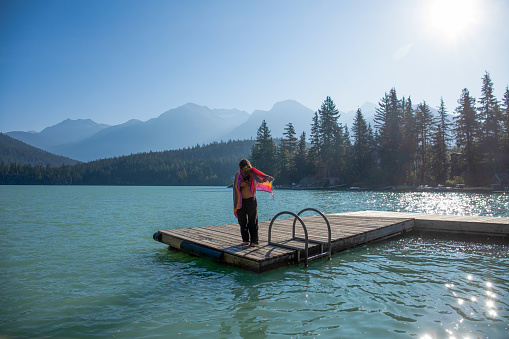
[{"left": 268, "top": 208, "right": 332, "bottom": 267}]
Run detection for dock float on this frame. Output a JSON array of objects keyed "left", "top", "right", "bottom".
[{"left": 153, "top": 210, "right": 509, "bottom": 273}]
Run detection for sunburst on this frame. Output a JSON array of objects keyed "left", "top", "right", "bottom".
[{"left": 425, "top": 0, "right": 480, "bottom": 40}]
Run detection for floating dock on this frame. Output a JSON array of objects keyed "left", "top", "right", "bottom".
[{"left": 153, "top": 210, "right": 509, "bottom": 273}]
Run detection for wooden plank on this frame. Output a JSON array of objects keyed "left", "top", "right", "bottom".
[
  {"left": 166, "top": 225, "right": 300, "bottom": 259},
  {"left": 162, "top": 229, "right": 292, "bottom": 260},
  {"left": 156, "top": 211, "right": 509, "bottom": 273},
  {"left": 156, "top": 213, "right": 416, "bottom": 272},
  {"left": 340, "top": 211, "right": 509, "bottom": 237}
]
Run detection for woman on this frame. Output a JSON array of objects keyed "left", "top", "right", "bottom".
[{"left": 233, "top": 159, "right": 273, "bottom": 247}]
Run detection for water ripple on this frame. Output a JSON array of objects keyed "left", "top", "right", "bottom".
[{"left": 1, "top": 186, "right": 509, "bottom": 338}]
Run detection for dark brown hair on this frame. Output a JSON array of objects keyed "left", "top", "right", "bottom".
[{"left": 239, "top": 158, "right": 252, "bottom": 170}]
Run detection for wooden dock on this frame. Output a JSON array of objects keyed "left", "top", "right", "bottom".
[
  {"left": 153, "top": 211, "right": 509, "bottom": 273},
  {"left": 341, "top": 211, "right": 509, "bottom": 237}
]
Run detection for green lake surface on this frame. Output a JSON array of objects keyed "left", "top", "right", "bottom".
[{"left": 1, "top": 186, "right": 508, "bottom": 338}]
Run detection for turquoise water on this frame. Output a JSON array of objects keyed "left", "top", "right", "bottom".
[{"left": 1, "top": 186, "right": 508, "bottom": 338}]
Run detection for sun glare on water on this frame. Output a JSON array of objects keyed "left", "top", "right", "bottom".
[{"left": 425, "top": 0, "right": 481, "bottom": 41}]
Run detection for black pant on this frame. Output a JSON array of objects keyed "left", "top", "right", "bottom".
[{"left": 237, "top": 198, "right": 258, "bottom": 244}]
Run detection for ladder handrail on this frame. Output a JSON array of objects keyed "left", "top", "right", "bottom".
[
  {"left": 268, "top": 211, "right": 309, "bottom": 267},
  {"left": 292, "top": 208, "right": 332, "bottom": 260}
]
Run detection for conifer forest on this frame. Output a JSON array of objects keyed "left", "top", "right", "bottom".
[{"left": 2, "top": 72, "right": 508, "bottom": 188}]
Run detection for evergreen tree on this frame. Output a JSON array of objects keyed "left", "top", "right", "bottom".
[
  {"left": 415, "top": 101, "right": 435, "bottom": 183},
  {"left": 478, "top": 71, "right": 502, "bottom": 174},
  {"left": 251, "top": 120, "right": 276, "bottom": 175},
  {"left": 341, "top": 125, "right": 352, "bottom": 181},
  {"left": 277, "top": 122, "right": 298, "bottom": 184},
  {"left": 399, "top": 96, "right": 417, "bottom": 185},
  {"left": 430, "top": 125, "right": 446, "bottom": 185},
  {"left": 454, "top": 88, "right": 480, "bottom": 186},
  {"left": 351, "top": 108, "right": 372, "bottom": 184},
  {"left": 294, "top": 132, "right": 309, "bottom": 183},
  {"left": 432, "top": 97, "right": 452, "bottom": 184},
  {"left": 283, "top": 122, "right": 298, "bottom": 159},
  {"left": 308, "top": 112, "right": 321, "bottom": 175},
  {"left": 317, "top": 96, "right": 342, "bottom": 178},
  {"left": 331, "top": 122, "right": 347, "bottom": 182},
  {"left": 374, "top": 88, "right": 403, "bottom": 185},
  {"left": 501, "top": 86, "right": 509, "bottom": 170}
]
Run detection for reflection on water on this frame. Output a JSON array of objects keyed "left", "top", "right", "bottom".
[
  {"left": 148, "top": 235, "right": 508, "bottom": 338},
  {"left": 394, "top": 192, "right": 509, "bottom": 216},
  {"left": 253, "top": 190, "right": 509, "bottom": 223},
  {"left": 0, "top": 186, "right": 508, "bottom": 338}
]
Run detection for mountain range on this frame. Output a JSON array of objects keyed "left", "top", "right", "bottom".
[
  {"left": 0, "top": 133, "right": 79, "bottom": 167},
  {"left": 5, "top": 100, "right": 377, "bottom": 162}
]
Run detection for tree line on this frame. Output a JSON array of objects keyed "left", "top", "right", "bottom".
[
  {"left": 0, "top": 140, "right": 254, "bottom": 185},
  {"left": 251, "top": 72, "right": 509, "bottom": 187},
  {"left": 2, "top": 71, "right": 507, "bottom": 187},
  {"left": 0, "top": 133, "right": 79, "bottom": 167}
]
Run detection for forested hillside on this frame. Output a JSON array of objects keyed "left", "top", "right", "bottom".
[
  {"left": 250, "top": 72, "right": 509, "bottom": 188},
  {"left": 2, "top": 71, "right": 507, "bottom": 188},
  {"left": 0, "top": 139, "right": 255, "bottom": 185},
  {"left": 0, "top": 133, "right": 79, "bottom": 167}
]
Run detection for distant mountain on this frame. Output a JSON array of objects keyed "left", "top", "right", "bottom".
[
  {"left": 5, "top": 100, "right": 382, "bottom": 162},
  {"left": 211, "top": 108, "right": 250, "bottom": 127},
  {"left": 225, "top": 100, "right": 379, "bottom": 140},
  {"left": 343, "top": 102, "right": 377, "bottom": 128},
  {"left": 225, "top": 100, "right": 316, "bottom": 140},
  {"left": 6, "top": 119, "right": 110, "bottom": 149},
  {"left": 48, "top": 103, "right": 250, "bottom": 161},
  {"left": 0, "top": 133, "right": 79, "bottom": 167},
  {"left": 0, "top": 139, "right": 256, "bottom": 185}
]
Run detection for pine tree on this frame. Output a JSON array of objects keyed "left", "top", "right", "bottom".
[
  {"left": 352, "top": 108, "right": 372, "bottom": 184},
  {"left": 308, "top": 112, "right": 321, "bottom": 175},
  {"left": 277, "top": 122, "right": 298, "bottom": 184},
  {"left": 501, "top": 86, "right": 509, "bottom": 170},
  {"left": 399, "top": 96, "right": 417, "bottom": 185},
  {"left": 317, "top": 96, "right": 342, "bottom": 178},
  {"left": 294, "top": 132, "right": 309, "bottom": 183},
  {"left": 283, "top": 123, "right": 298, "bottom": 158},
  {"left": 430, "top": 126, "right": 445, "bottom": 184},
  {"left": 331, "top": 122, "right": 347, "bottom": 182},
  {"left": 374, "top": 88, "right": 403, "bottom": 185},
  {"left": 454, "top": 88, "right": 480, "bottom": 186},
  {"left": 432, "top": 97, "right": 452, "bottom": 184},
  {"left": 415, "top": 101, "right": 435, "bottom": 183},
  {"left": 341, "top": 124, "right": 352, "bottom": 181},
  {"left": 251, "top": 120, "right": 276, "bottom": 175},
  {"left": 478, "top": 71, "right": 502, "bottom": 174}
]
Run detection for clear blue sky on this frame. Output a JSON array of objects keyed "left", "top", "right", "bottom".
[{"left": 1, "top": 0, "right": 508, "bottom": 132}]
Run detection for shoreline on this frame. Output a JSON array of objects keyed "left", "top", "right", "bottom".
[{"left": 275, "top": 185, "right": 502, "bottom": 194}]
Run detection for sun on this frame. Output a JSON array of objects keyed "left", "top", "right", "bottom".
[{"left": 425, "top": 0, "right": 480, "bottom": 40}]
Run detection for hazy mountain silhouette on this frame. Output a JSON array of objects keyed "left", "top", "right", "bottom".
[
  {"left": 6, "top": 119, "right": 109, "bottom": 149},
  {"left": 342, "top": 102, "right": 377, "bottom": 128},
  {"left": 0, "top": 133, "right": 79, "bottom": 166},
  {"left": 5, "top": 100, "right": 380, "bottom": 162},
  {"left": 225, "top": 100, "right": 378, "bottom": 140},
  {"left": 48, "top": 103, "right": 250, "bottom": 161},
  {"left": 225, "top": 100, "right": 316, "bottom": 140}
]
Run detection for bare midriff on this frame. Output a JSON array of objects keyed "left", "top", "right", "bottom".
[{"left": 240, "top": 179, "right": 254, "bottom": 199}]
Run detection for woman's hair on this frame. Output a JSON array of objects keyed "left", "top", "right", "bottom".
[{"left": 239, "top": 158, "right": 252, "bottom": 170}]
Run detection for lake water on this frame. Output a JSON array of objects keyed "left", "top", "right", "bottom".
[{"left": 1, "top": 186, "right": 508, "bottom": 338}]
